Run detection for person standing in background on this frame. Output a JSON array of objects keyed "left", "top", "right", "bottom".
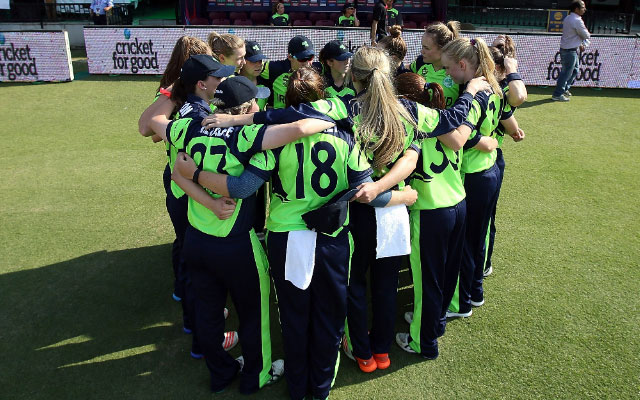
[
  {"left": 387, "top": 0, "right": 403, "bottom": 27},
  {"left": 371, "top": 0, "right": 391, "bottom": 46},
  {"left": 552, "top": 0, "right": 590, "bottom": 102},
  {"left": 338, "top": 3, "right": 360, "bottom": 27},
  {"left": 271, "top": 1, "right": 291, "bottom": 26},
  {"left": 90, "top": 0, "right": 113, "bottom": 25}
]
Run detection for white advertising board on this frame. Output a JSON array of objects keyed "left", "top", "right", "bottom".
[
  {"left": 0, "top": 31, "right": 74, "bottom": 82},
  {"left": 84, "top": 26, "right": 640, "bottom": 89}
]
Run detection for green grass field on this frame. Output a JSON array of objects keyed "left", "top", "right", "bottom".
[{"left": 1, "top": 59, "right": 639, "bottom": 399}]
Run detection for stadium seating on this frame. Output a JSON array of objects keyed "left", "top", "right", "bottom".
[
  {"left": 289, "top": 12, "right": 307, "bottom": 21},
  {"left": 190, "top": 17, "right": 209, "bottom": 25},
  {"left": 211, "top": 18, "right": 230, "bottom": 25},
  {"left": 308, "top": 12, "right": 327, "bottom": 23},
  {"left": 404, "top": 21, "right": 417, "bottom": 29},
  {"left": 315, "top": 19, "right": 334, "bottom": 26},
  {"left": 234, "top": 18, "right": 252, "bottom": 25},
  {"left": 250, "top": 11, "right": 269, "bottom": 25},
  {"left": 293, "top": 19, "right": 313, "bottom": 26},
  {"left": 209, "top": 11, "right": 226, "bottom": 20},
  {"left": 229, "top": 12, "right": 247, "bottom": 20}
]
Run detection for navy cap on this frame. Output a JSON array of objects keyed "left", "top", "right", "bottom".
[
  {"left": 288, "top": 35, "right": 315, "bottom": 60},
  {"left": 245, "top": 41, "right": 267, "bottom": 63},
  {"left": 322, "top": 40, "right": 353, "bottom": 61},
  {"left": 214, "top": 76, "right": 271, "bottom": 108},
  {"left": 180, "top": 54, "right": 236, "bottom": 85}
]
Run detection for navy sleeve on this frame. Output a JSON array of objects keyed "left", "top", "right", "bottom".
[
  {"left": 227, "top": 170, "right": 268, "bottom": 199},
  {"left": 463, "top": 133, "right": 482, "bottom": 150},
  {"left": 348, "top": 175, "right": 392, "bottom": 207},
  {"left": 430, "top": 92, "right": 474, "bottom": 137},
  {"left": 253, "top": 103, "right": 336, "bottom": 125},
  {"left": 347, "top": 166, "right": 373, "bottom": 189}
]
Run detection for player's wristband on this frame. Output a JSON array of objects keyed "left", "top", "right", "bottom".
[
  {"left": 505, "top": 73, "right": 522, "bottom": 83},
  {"left": 159, "top": 87, "right": 172, "bottom": 98},
  {"left": 192, "top": 169, "right": 202, "bottom": 185}
]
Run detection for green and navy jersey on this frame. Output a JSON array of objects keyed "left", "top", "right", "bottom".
[
  {"left": 152, "top": 89, "right": 186, "bottom": 199},
  {"left": 323, "top": 70, "right": 356, "bottom": 100},
  {"left": 338, "top": 15, "right": 356, "bottom": 27},
  {"left": 271, "top": 13, "right": 289, "bottom": 26},
  {"left": 461, "top": 90, "right": 505, "bottom": 174},
  {"left": 410, "top": 55, "right": 463, "bottom": 108},
  {"left": 246, "top": 126, "right": 372, "bottom": 233},
  {"left": 409, "top": 137, "right": 465, "bottom": 210},
  {"left": 254, "top": 94, "right": 474, "bottom": 184},
  {"left": 256, "top": 83, "right": 269, "bottom": 111},
  {"left": 495, "top": 79, "right": 515, "bottom": 148},
  {"left": 258, "top": 59, "right": 323, "bottom": 109},
  {"left": 387, "top": 8, "right": 403, "bottom": 27},
  {"left": 165, "top": 95, "right": 267, "bottom": 237}
]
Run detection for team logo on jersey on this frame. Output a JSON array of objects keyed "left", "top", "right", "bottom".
[
  {"left": 123, "top": 28, "right": 131, "bottom": 40},
  {"left": 200, "top": 126, "right": 233, "bottom": 138},
  {"left": 443, "top": 76, "right": 454, "bottom": 88},
  {"left": 178, "top": 103, "right": 193, "bottom": 117}
]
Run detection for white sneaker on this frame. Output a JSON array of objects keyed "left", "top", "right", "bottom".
[
  {"left": 483, "top": 265, "right": 493, "bottom": 277},
  {"left": 395, "top": 333, "right": 416, "bottom": 354},
  {"left": 551, "top": 94, "right": 570, "bottom": 101},
  {"left": 470, "top": 298, "right": 485, "bottom": 307},
  {"left": 404, "top": 311, "right": 413, "bottom": 324},
  {"left": 266, "top": 359, "right": 284, "bottom": 385},
  {"left": 341, "top": 334, "right": 355, "bottom": 361},
  {"left": 223, "top": 331, "right": 238, "bottom": 351},
  {"left": 564, "top": 90, "right": 572, "bottom": 97},
  {"left": 445, "top": 309, "right": 472, "bottom": 318}
]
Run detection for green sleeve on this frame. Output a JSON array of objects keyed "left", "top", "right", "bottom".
[
  {"left": 416, "top": 103, "right": 440, "bottom": 134},
  {"left": 310, "top": 98, "right": 349, "bottom": 121}
]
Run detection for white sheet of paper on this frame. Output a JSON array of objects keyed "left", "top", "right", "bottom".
[
  {"left": 375, "top": 205, "right": 411, "bottom": 259},
  {"left": 284, "top": 230, "right": 317, "bottom": 290}
]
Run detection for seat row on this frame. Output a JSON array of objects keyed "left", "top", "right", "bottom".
[{"left": 206, "top": 11, "right": 431, "bottom": 28}]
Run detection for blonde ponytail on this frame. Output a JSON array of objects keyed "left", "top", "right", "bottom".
[
  {"left": 442, "top": 37, "right": 502, "bottom": 98},
  {"left": 350, "top": 46, "right": 416, "bottom": 171}
]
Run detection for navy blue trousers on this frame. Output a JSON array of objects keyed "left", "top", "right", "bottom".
[
  {"left": 268, "top": 229, "right": 350, "bottom": 400},
  {"left": 346, "top": 202, "right": 401, "bottom": 359},
  {"left": 407, "top": 201, "right": 466, "bottom": 357},
  {"left": 163, "top": 165, "right": 199, "bottom": 353},
  {"left": 485, "top": 148, "right": 505, "bottom": 273},
  {"left": 460, "top": 163, "right": 500, "bottom": 313},
  {"left": 183, "top": 226, "right": 272, "bottom": 394}
]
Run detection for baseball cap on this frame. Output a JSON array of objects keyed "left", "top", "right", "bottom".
[
  {"left": 288, "top": 35, "right": 315, "bottom": 60},
  {"left": 214, "top": 76, "right": 271, "bottom": 108},
  {"left": 245, "top": 41, "right": 267, "bottom": 63},
  {"left": 322, "top": 40, "right": 353, "bottom": 61},
  {"left": 180, "top": 54, "right": 236, "bottom": 85}
]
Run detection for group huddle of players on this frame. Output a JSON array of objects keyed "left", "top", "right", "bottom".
[{"left": 138, "top": 21, "right": 527, "bottom": 400}]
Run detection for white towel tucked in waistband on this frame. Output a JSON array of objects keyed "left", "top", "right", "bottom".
[
  {"left": 375, "top": 205, "right": 411, "bottom": 259},
  {"left": 285, "top": 229, "right": 317, "bottom": 290}
]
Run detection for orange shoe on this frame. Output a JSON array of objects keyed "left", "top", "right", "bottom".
[
  {"left": 372, "top": 353, "right": 390, "bottom": 369},
  {"left": 355, "top": 356, "right": 377, "bottom": 373}
]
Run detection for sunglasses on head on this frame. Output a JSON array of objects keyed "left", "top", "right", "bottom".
[{"left": 296, "top": 55, "right": 314, "bottom": 62}]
